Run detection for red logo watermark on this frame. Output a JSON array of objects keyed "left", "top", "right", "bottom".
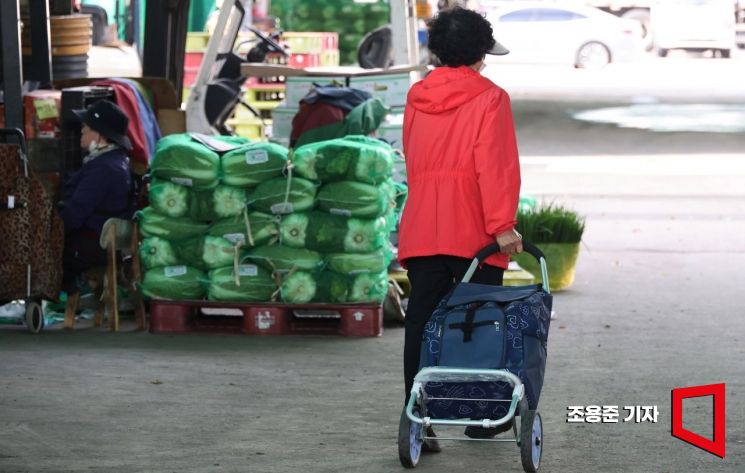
[{"left": 671, "top": 383, "right": 726, "bottom": 458}]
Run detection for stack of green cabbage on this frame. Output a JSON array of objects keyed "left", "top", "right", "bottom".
[
  {"left": 258, "top": 136, "right": 406, "bottom": 304},
  {"left": 139, "top": 134, "right": 296, "bottom": 301}
]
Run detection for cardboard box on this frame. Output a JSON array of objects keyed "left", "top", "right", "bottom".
[{"left": 349, "top": 73, "right": 411, "bottom": 107}]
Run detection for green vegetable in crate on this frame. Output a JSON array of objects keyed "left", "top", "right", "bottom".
[
  {"left": 292, "top": 137, "right": 393, "bottom": 185},
  {"left": 151, "top": 133, "right": 220, "bottom": 188},
  {"left": 138, "top": 207, "right": 208, "bottom": 240},
  {"left": 326, "top": 246, "right": 392, "bottom": 275},
  {"left": 316, "top": 180, "right": 395, "bottom": 219},
  {"left": 139, "top": 237, "right": 179, "bottom": 269},
  {"left": 208, "top": 211, "right": 279, "bottom": 248},
  {"left": 244, "top": 245, "right": 323, "bottom": 272},
  {"left": 149, "top": 180, "right": 190, "bottom": 218},
  {"left": 141, "top": 265, "right": 205, "bottom": 300},
  {"left": 280, "top": 271, "right": 317, "bottom": 304},
  {"left": 348, "top": 271, "right": 388, "bottom": 303},
  {"left": 315, "top": 271, "right": 349, "bottom": 303},
  {"left": 221, "top": 142, "right": 289, "bottom": 187},
  {"left": 248, "top": 176, "right": 317, "bottom": 215},
  {"left": 207, "top": 265, "right": 277, "bottom": 302}
]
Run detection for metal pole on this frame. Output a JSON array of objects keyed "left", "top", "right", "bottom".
[
  {"left": 390, "top": 0, "right": 419, "bottom": 66},
  {"left": 28, "top": 0, "right": 53, "bottom": 87},
  {"left": 0, "top": 0, "right": 24, "bottom": 130}
]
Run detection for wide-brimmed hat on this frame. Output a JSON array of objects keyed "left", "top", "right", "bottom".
[{"left": 73, "top": 100, "right": 132, "bottom": 150}]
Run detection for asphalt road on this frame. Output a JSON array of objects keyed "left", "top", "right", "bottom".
[{"left": 1, "top": 58, "right": 744, "bottom": 472}]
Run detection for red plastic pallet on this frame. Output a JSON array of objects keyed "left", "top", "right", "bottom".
[{"left": 149, "top": 300, "right": 383, "bottom": 337}]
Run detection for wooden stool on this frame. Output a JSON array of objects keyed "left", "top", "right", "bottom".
[{"left": 64, "top": 219, "right": 145, "bottom": 331}]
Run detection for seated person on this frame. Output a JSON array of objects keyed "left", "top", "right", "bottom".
[{"left": 58, "top": 100, "right": 136, "bottom": 294}]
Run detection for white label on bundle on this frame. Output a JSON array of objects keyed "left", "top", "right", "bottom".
[
  {"left": 246, "top": 149, "right": 269, "bottom": 165},
  {"left": 271, "top": 202, "right": 293, "bottom": 214},
  {"left": 223, "top": 233, "right": 246, "bottom": 245},
  {"left": 238, "top": 264, "right": 258, "bottom": 277},
  {"left": 329, "top": 208, "right": 352, "bottom": 217},
  {"left": 7, "top": 195, "right": 15, "bottom": 209},
  {"left": 164, "top": 266, "right": 187, "bottom": 277},
  {"left": 171, "top": 177, "right": 193, "bottom": 187}
]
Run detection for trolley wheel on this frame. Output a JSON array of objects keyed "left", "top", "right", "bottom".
[
  {"left": 398, "top": 406, "right": 423, "bottom": 468},
  {"left": 519, "top": 408, "right": 543, "bottom": 473},
  {"left": 25, "top": 301, "right": 44, "bottom": 334}
]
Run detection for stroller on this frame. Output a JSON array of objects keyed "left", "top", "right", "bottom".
[
  {"left": 0, "top": 128, "right": 64, "bottom": 333},
  {"left": 398, "top": 241, "right": 553, "bottom": 472}
]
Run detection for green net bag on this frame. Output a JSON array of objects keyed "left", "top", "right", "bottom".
[
  {"left": 188, "top": 185, "right": 247, "bottom": 222},
  {"left": 316, "top": 179, "right": 395, "bottom": 219},
  {"left": 139, "top": 236, "right": 179, "bottom": 270},
  {"left": 221, "top": 142, "right": 289, "bottom": 187},
  {"left": 347, "top": 270, "right": 388, "bottom": 303},
  {"left": 175, "top": 236, "right": 237, "bottom": 270},
  {"left": 314, "top": 270, "right": 350, "bottom": 303},
  {"left": 244, "top": 245, "right": 323, "bottom": 273},
  {"left": 279, "top": 211, "right": 388, "bottom": 253},
  {"left": 208, "top": 211, "right": 279, "bottom": 248},
  {"left": 207, "top": 264, "right": 277, "bottom": 301},
  {"left": 149, "top": 180, "right": 190, "bottom": 218},
  {"left": 292, "top": 136, "right": 394, "bottom": 185},
  {"left": 141, "top": 265, "right": 206, "bottom": 300},
  {"left": 247, "top": 176, "right": 317, "bottom": 215},
  {"left": 151, "top": 133, "right": 220, "bottom": 189},
  {"left": 325, "top": 246, "right": 392, "bottom": 275},
  {"left": 138, "top": 207, "right": 208, "bottom": 240},
  {"left": 279, "top": 271, "right": 317, "bottom": 304}
]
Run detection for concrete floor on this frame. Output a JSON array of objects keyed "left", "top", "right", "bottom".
[{"left": 1, "top": 98, "right": 744, "bottom": 472}]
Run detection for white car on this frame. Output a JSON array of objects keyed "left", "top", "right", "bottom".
[
  {"left": 486, "top": 2, "right": 644, "bottom": 68},
  {"left": 651, "top": 0, "right": 736, "bottom": 58}
]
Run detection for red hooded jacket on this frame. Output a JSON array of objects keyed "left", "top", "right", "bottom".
[{"left": 399, "top": 66, "right": 521, "bottom": 269}]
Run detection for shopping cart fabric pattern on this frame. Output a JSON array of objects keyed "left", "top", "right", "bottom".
[{"left": 419, "top": 282, "right": 552, "bottom": 417}]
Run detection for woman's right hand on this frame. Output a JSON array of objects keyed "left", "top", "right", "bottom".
[{"left": 496, "top": 229, "right": 523, "bottom": 255}]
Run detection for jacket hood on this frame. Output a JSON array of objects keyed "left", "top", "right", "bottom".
[{"left": 407, "top": 66, "right": 494, "bottom": 114}]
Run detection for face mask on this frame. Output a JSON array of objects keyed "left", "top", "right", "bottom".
[{"left": 88, "top": 139, "right": 99, "bottom": 154}]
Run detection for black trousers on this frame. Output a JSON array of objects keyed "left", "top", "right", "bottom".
[
  {"left": 62, "top": 231, "right": 106, "bottom": 291},
  {"left": 403, "top": 255, "right": 504, "bottom": 403}
]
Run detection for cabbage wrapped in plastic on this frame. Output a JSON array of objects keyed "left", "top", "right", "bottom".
[
  {"left": 244, "top": 245, "right": 323, "bottom": 272},
  {"left": 292, "top": 136, "right": 394, "bottom": 185},
  {"left": 221, "top": 142, "right": 289, "bottom": 187},
  {"left": 151, "top": 134, "right": 220, "bottom": 189},
  {"left": 247, "top": 176, "right": 317, "bottom": 215},
  {"left": 279, "top": 211, "right": 387, "bottom": 253},
  {"left": 314, "top": 270, "right": 349, "bottom": 303},
  {"left": 316, "top": 179, "right": 396, "bottom": 219},
  {"left": 137, "top": 207, "right": 208, "bottom": 240},
  {"left": 141, "top": 265, "right": 206, "bottom": 300},
  {"left": 208, "top": 212, "right": 279, "bottom": 248},
  {"left": 175, "top": 236, "right": 236, "bottom": 270},
  {"left": 279, "top": 271, "right": 317, "bottom": 304},
  {"left": 139, "top": 237, "right": 179, "bottom": 269},
  {"left": 207, "top": 264, "right": 277, "bottom": 301},
  {"left": 149, "top": 180, "right": 190, "bottom": 218},
  {"left": 189, "top": 185, "right": 247, "bottom": 222},
  {"left": 347, "top": 271, "right": 389, "bottom": 303},
  {"left": 325, "top": 246, "right": 392, "bottom": 275}
]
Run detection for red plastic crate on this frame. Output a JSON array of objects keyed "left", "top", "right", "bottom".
[
  {"left": 288, "top": 53, "right": 322, "bottom": 68},
  {"left": 149, "top": 300, "right": 383, "bottom": 337},
  {"left": 185, "top": 51, "right": 204, "bottom": 69}
]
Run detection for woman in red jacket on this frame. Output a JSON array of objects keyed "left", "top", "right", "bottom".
[{"left": 399, "top": 7, "right": 523, "bottom": 447}]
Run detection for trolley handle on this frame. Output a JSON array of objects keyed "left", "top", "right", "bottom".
[
  {"left": 0, "top": 128, "right": 28, "bottom": 155},
  {"left": 463, "top": 240, "right": 550, "bottom": 293}
]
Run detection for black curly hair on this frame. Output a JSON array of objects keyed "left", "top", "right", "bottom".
[{"left": 427, "top": 7, "right": 496, "bottom": 67}]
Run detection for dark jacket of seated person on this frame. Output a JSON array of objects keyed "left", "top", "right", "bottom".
[{"left": 59, "top": 100, "right": 135, "bottom": 291}]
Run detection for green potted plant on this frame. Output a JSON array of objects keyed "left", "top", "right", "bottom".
[{"left": 513, "top": 203, "right": 585, "bottom": 291}]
